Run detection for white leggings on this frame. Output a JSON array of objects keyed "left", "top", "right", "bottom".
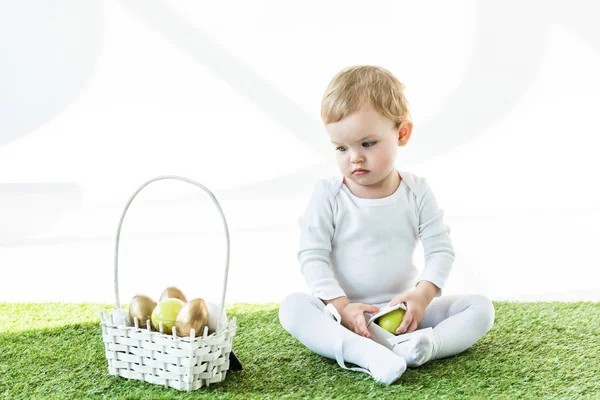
[{"left": 279, "top": 292, "right": 495, "bottom": 365}]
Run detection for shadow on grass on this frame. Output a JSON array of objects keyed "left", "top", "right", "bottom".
[{"left": 0, "top": 302, "right": 598, "bottom": 399}]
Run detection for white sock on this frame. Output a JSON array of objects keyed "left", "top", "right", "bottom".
[
  {"left": 390, "top": 328, "right": 439, "bottom": 368},
  {"left": 344, "top": 337, "right": 407, "bottom": 385}
]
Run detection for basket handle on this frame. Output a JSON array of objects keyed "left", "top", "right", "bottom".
[{"left": 113, "top": 175, "right": 231, "bottom": 331}]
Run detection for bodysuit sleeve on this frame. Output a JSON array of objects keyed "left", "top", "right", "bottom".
[
  {"left": 416, "top": 180, "right": 455, "bottom": 295},
  {"left": 297, "top": 180, "right": 346, "bottom": 301}
]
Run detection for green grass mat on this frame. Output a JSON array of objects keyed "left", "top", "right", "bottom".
[{"left": 1, "top": 302, "right": 598, "bottom": 399}]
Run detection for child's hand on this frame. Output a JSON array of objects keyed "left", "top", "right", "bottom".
[
  {"left": 340, "top": 303, "right": 379, "bottom": 338},
  {"left": 389, "top": 291, "right": 428, "bottom": 334}
]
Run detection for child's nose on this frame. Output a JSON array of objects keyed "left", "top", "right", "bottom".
[{"left": 351, "top": 150, "right": 364, "bottom": 163}]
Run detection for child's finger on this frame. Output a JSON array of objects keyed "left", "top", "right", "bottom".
[
  {"left": 389, "top": 296, "right": 404, "bottom": 307},
  {"left": 356, "top": 316, "right": 370, "bottom": 338},
  {"left": 406, "top": 319, "right": 418, "bottom": 334},
  {"left": 362, "top": 304, "right": 379, "bottom": 313},
  {"left": 396, "top": 313, "right": 412, "bottom": 334}
]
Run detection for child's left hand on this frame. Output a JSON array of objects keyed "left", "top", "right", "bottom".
[{"left": 389, "top": 291, "right": 429, "bottom": 334}]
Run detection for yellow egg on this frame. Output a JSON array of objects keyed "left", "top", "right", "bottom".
[
  {"left": 152, "top": 298, "right": 184, "bottom": 334},
  {"left": 175, "top": 298, "right": 209, "bottom": 337},
  {"left": 159, "top": 286, "right": 187, "bottom": 303},
  {"left": 128, "top": 294, "right": 157, "bottom": 328}
]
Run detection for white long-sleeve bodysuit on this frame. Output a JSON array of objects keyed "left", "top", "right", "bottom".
[
  {"left": 279, "top": 170, "right": 495, "bottom": 384},
  {"left": 298, "top": 170, "right": 455, "bottom": 304}
]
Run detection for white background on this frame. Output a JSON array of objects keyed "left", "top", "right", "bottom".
[{"left": 1, "top": 1, "right": 599, "bottom": 305}]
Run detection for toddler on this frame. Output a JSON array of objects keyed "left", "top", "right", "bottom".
[{"left": 278, "top": 65, "right": 495, "bottom": 385}]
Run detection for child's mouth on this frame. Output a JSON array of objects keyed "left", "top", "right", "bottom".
[{"left": 353, "top": 169, "right": 369, "bottom": 176}]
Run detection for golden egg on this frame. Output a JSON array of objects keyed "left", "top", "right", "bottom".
[
  {"left": 159, "top": 286, "right": 187, "bottom": 303},
  {"left": 175, "top": 298, "right": 209, "bottom": 337},
  {"left": 128, "top": 294, "right": 157, "bottom": 328}
]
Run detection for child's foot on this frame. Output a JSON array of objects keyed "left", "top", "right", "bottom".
[
  {"left": 366, "top": 345, "right": 407, "bottom": 385},
  {"left": 345, "top": 338, "right": 407, "bottom": 385},
  {"left": 390, "top": 327, "right": 437, "bottom": 368}
]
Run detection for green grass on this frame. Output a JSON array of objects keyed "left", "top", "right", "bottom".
[{"left": 1, "top": 302, "right": 598, "bottom": 399}]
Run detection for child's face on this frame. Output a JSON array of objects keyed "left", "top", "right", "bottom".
[{"left": 325, "top": 105, "right": 411, "bottom": 196}]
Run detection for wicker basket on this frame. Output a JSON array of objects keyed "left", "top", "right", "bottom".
[{"left": 99, "top": 175, "right": 238, "bottom": 391}]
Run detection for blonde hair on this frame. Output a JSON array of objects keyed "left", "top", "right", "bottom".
[{"left": 321, "top": 65, "right": 411, "bottom": 127}]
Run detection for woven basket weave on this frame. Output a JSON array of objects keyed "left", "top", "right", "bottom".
[{"left": 99, "top": 176, "right": 238, "bottom": 391}]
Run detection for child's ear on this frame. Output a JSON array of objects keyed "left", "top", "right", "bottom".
[{"left": 397, "top": 121, "right": 413, "bottom": 146}]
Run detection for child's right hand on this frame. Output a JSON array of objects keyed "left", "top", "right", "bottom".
[{"left": 340, "top": 303, "right": 380, "bottom": 338}]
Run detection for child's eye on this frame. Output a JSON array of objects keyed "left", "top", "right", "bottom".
[
  {"left": 362, "top": 141, "right": 376, "bottom": 148},
  {"left": 336, "top": 146, "right": 347, "bottom": 152}
]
